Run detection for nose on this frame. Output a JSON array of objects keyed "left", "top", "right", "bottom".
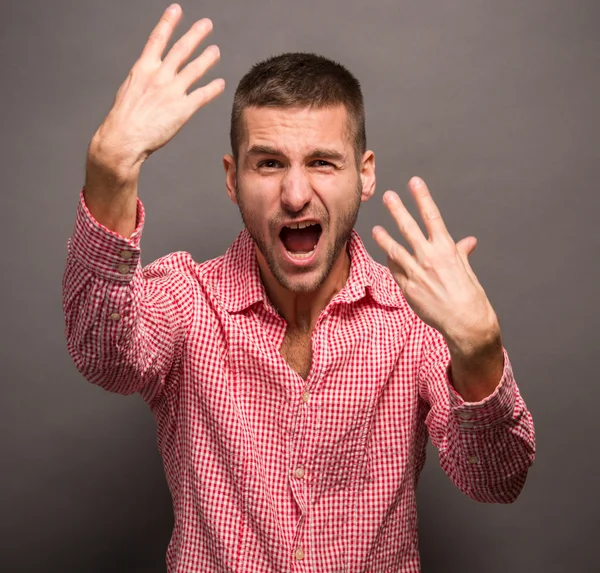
[{"left": 280, "top": 166, "right": 313, "bottom": 213}]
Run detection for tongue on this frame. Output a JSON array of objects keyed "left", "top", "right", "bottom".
[{"left": 280, "top": 226, "right": 321, "bottom": 253}]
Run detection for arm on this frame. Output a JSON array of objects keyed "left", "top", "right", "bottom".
[
  {"left": 63, "top": 4, "right": 224, "bottom": 401},
  {"left": 63, "top": 190, "right": 197, "bottom": 402},
  {"left": 418, "top": 323, "right": 535, "bottom": 503},
  {"left": 373, "top": 176, "right": 536, "bottom": 501}
]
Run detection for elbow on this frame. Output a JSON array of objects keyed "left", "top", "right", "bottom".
[{"left": 65, "top": 333, "right": 142, "bottom": 396}]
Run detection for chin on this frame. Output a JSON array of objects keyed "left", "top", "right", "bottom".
[{"left": 271, "top": 264, "right": 328, "bottom": 294}]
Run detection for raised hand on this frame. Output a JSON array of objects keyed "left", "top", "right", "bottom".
[
  {"left": 372, "top": 177, "right": 501, "bottom": 360},
  {"left": 92, "top": 3, "right": 225, "bottom": 172},
  {"left": 84, "top": 4, "right": 225, "bottom": 237}
]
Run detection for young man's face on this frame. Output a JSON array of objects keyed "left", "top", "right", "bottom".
[{"left": 224, "top": 105, "right": 375, "bottom": 293}]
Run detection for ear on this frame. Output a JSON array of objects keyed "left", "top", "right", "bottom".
[
  {"left": 359, "top": 150, "right": 376, "bottom": 202},
  {"left": 223, "top": 154, "right": 238, "bottom": 204}
]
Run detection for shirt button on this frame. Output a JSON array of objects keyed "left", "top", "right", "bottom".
[
  {"left": 468, "top": 455, "right": 479, "bottom": 465},
  {"left": 458, "top": 410, "right": 473, "bottom": 420},
  {"left": 294, "top": 547, "right": 305, "bottom": 561},
  {"left": 109, "top": 312, "right": 121, "bottom": 321},
  {"left": 120, "top": 250, "right": 133, "bottom": 260},
  {"left": 301, "top": 390, "right": 310, "bottom": 403},
  {"left": 294, "top": 467, "right": 305, "bottom": 479},
  {"left": 461, "top": 421, "right": 474, "bottom": 429},
  {"left": 117, "top": 263, "right": 130, "bottom": 275}
]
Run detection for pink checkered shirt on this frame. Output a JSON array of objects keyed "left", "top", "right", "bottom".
[{"left": 63, "top": 190, "right": 535, "bottom": 573}]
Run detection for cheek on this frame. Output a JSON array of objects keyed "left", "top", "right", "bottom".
[
  {"left": 315, "top": 176, "right": 359, "bottom": 219},
  {"left": 238, "top": 181, "right": 279, "bottom": 227}
]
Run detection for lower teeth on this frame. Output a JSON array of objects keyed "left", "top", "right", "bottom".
[{"left": 287, "top": 246, "right": 316, "bottom": 259}]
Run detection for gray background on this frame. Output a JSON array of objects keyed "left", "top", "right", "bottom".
[{"left": 1, "top": 0, "right": 598, "bottom": 571}]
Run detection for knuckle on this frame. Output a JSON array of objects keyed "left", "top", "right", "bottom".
[
  {"left": 403, "top": 279, "right": 417, "bottom": 297},
  {"left": 131, "top": 59, "right": 150, "bottom": 76},
  {"left": 423, "top": 208, "right": 440, "bottom": 220},
  {"left": 421, "top": 256, "right": 434, "bottom": 271},
  {"left": 441, "top": 237, "right": 457, "bottom": 254},
  {"left": 149, "top": 28, "right": 165, "bottom": 44}
]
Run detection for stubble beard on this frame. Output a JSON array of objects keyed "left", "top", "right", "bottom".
[{"left": 236, "top": 179, "right": 362, "bottom": 293}]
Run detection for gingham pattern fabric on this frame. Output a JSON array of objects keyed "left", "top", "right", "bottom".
[{"left": 63, "top": 189, "right": 535, "bottom": 573}]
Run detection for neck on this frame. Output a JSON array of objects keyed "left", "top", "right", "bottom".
[{"left": 257, "top": 246, "right": 351, "bottom": 332}]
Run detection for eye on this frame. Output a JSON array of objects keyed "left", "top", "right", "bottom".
[
  {"left": 311, "top": 160, "right": 334, "bottom": 168},
  {"left": 257, "top": 159, "right": 281, "bottom": 169}
]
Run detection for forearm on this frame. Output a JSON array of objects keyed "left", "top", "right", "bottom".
[
  {"left": 448, "top": 334, "right": 505, "bottom": 402},
  {"left": 83, "top": 129, "right": 143, "bottom": 239}
]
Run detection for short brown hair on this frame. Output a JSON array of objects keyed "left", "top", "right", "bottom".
[{"left": 230, "top": 52, "right": 366, "bottom": 165}]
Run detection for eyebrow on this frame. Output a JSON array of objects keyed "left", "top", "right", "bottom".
[{"left": 246, "top": 145, "right": 346, "bottom": 163}]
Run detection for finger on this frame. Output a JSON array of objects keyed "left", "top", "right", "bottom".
[
  {"left": 178, "top": 44, "right": 221, "bottom": 92},
  {"left": 139, "top": 4, "right": 183, "bottom": 63},
  {"left": 372, "top": 225, "right": 417, "bottom": 275},
  {"left": 185, "top": 77, "right": 226, "bottom": 114},
  {"left": 408, "top": 177, "right": 451, "bottom": 241},
  {"left": 163, "top": 18, "right": 213, "bottom": 74},
  {"left": 382, "top": 190, "right": 427, "bottom": 257}
]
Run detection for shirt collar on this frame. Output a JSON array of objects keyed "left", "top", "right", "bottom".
[{"left": 209, "top": 229, "right": 405, "bottom": 313}]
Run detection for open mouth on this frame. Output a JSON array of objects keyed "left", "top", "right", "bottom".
[{"left": 279, "top": 221, "right": 323, "bottom": 260}]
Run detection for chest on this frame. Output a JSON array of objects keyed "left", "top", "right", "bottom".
[{"left": 280, "top": 329, "right": 313, "bottom": 379}]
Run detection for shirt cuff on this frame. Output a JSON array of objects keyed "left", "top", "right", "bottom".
[
  {"left": 447, "top": 347, "right": 517, "bottom": 429},
  {"left": 67, "top": 187, "right": 145, "bottom": 282}
]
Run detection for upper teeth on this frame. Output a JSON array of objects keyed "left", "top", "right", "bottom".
[{"left": 285, "top": 222, "right": 318, "bottom": 230}]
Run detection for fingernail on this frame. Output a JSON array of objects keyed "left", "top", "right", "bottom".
[
  {"left": 168, "top": 4, "right": 179, "bottom": 13},
  {"left": 383, "top": 190, "right": 398, "bottom": 203},
  {"left": 411, "top": 176, "right": 423, "bottom": 187}
]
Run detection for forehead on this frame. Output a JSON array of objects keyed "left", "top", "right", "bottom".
[{"left": 240, "top": 105, "right": 352, "bottom": 155}]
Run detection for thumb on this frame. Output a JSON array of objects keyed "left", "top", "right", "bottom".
[
  {"left": 456, "top": 236, "right": 481, "bottom": 283},
  {"left": 456, "top": 236, "right": 477, "bottom": 258}
]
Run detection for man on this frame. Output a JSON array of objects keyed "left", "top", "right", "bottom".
[{"left": 63, "top": 4, "right": 535, "bottom": 572}]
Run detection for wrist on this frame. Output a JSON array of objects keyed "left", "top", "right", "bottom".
[
  {"left": 444, "top": 310, "right": 502, "bottom": 360},
  {"left": 87, "top": 127, "right": 145, "bottom": 185}
]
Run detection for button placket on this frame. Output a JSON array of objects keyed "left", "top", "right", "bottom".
[{"left": 289, "top": 314, "right": 327, "bottom": 568}]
